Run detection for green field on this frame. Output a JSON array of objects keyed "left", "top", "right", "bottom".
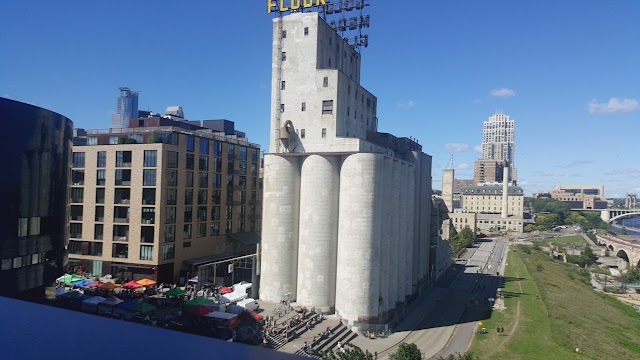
[
  {"left": 468, "top": 245, "right": 640, "bottom": 360},
  {"left": 535, "top": 235, "right": 587, "bottom": 247}
]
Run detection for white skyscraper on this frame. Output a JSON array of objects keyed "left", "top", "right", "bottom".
[{"left": 481, "top": 113, "right": 516, "bottom": 181}]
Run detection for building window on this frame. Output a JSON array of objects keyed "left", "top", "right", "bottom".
[
  {"left": 165, "top": 207, "right": 176, "bottom": 224},
  {"left": 142, "top": 208, "right": 155, "bottom": 225},
  {"left": 301, "top": 129, "right": 305, "bottom": 138},
  {"left": 95, "top": 206, "right": 104, "bottom": 222},
  {"left": 115, "top": 151, "right": 132, "bottom": 167},
  {"left": 142, "top": 169, "right": 156, "bottom": 186},
  {"left": 213, "top": 141, "right": 222, "bottom": 156},
  {"left": 184, "top": 206, "right": 193, "bottom": 223},
  {"left": 322, "top": 128, "right": 327, "bottom": 138},
  {"left": 281, "top": 30, "right": 286, "bottom": 38},
  {"left": 199, "top": 172, "right": 208, "bottom": 188},
  {"left": 304, "top": 27, "right": 309, "bottom": 35},
  {"left": 71, "top": 188, "right": 84, "bottom": 203},
  {"left": 213, "top": 157, "right": 222, "bottom": 173},
  {"left": 185, "top": 188, "right": 193, "bottom": 205},
  {"left": 142, "top": 188, "right": 156, "bottom": 205},
  {"left": 282, "top": 52, "right": 287, "bottom": 61},
  {"left": 115, "top": 169, "right": 132, "bottom": 186},
  {"left": 183, "top": 224, "right": 192, "bottom": 239},
  {"left": 211, "top": 206, "right": 221, "bottom": 221},
  {"left": 197, "top": 206, "right": 207, "bottom": 222},
  {"left": 164, "top": 225, "right": 175, "bottom": 243},
  {"left": 198, "top": 189, "right": 208, "bottom": 205},
  {"left": 186, "top": 153, "right": 195, "bottom": 170},
  {"left": 301, "top": 102, "right": 306, "bottom": 111},
  {"left": 213, "top": 174, "right": 222, "bottom": 189},
  {"left": 322, "top": 100, "right": 333, "bottom": 114},
  {"left": 97, "top": 151, "right": 107, "bottom": 167},
  {"left": 72, "top": 152, "right": 85, "bottom": 168},
  {"left": 166, "top": 188, "right": 177, "bottom": 205},
  {"left": 144, "top": 150, "right": 157, "bottom": 167},
  {"left": 212, "top": 190, "right": 221, "bottom": 204},
  {"left": 211, "top": 222, "right": 220, "bottom": 236},
  {"left": 70, "top": 223, "right": 82, "bottom": 238},
  {"left": 280, "top": 103, "right": 285, "bottom": 112},
  {"left": 72, "top": 170, "right": 85, "bottom": 185},
  {"left": 197, "top": 223, "right": 206, "bottom": 238},
  {"left": 186, "top": 171, "right": 194, "bottom": 187},
  {"left": 114, "top": 188, "right": 131, "bottom": 204},
  {"left": 96, "top": 169, "right": 106, "bottom": 186},
  {"left": 162, "top": 243, "right": 175, "bottom": 260},
  {"left": 186, "top": 135, "right": 195, "bottom": 152},
  {"left": 70, "top": 205, "right": 83, "bottom": 221},
  {"left": 226, "top": 220, "right": 233, "bottom": 234},
  {"left": 199, "top": 138, "right": 209, "bottom": 154},
  {"left": 323, "top": 77, "right": 328, "bottom": 87},
  {"left": 140, "top": 245, "right": 153, "bottom": 261},
  {"left": 94, "top": 224, "right": 104, "bottom": 240},
  {"left": 166, "top": 151, "right": 178, "bottom": 168},
  {"left": 281, "top": 81, "right": 286, "bottom": 90},
  {"left": 96, "top": 188, "right": 105, "bottom": 204}
]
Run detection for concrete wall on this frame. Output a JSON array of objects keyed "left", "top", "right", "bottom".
[
  {"left": 260, "top": 155, "right": 301, "bottom": 302},
  {"left": 297, "top": 155, "right": 340, "bottom": 312}
]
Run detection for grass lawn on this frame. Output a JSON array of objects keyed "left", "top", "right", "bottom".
[
  {"left": 468, "top": 246, "right": 640, "bottom": 360},
  {"left": 536, "top": 235, "right": 587, "bottom": 247}
]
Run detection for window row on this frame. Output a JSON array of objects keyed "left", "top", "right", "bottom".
[
  {"left": 70, "top": 223, "right": 155, "bottom": 243},
  {"left": 68, "top": 241, "right": 155, "bottom": 261}
]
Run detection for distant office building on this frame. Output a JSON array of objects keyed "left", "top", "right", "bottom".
[
  {"left": 70, "top": 117, "right": 261, "bottom": 284},
  {"left": 111, "top": 87, "right": 139, "bottom": 129},
  {"left": 0, "top": 98, "right": 73, "bottom": 299},
  {"left": 474, "top": 159, "right": 505, "bottom": 184},
  {"left": 548, "top": 185, "right": 607, "bottom": 209},
  {"left": 260, "top": 12, "right": 433, "bottom": 325},
  {"left": 481, "top": 113, "right": 516, "bottom": 181}
]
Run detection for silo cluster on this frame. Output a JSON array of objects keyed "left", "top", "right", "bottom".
[{"left": 260, "top": 151, "right": 431, "bottom": 325}]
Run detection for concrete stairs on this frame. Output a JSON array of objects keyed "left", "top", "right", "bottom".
[{"left": 294, "top": 323, "right": 358, "bottom": 358}]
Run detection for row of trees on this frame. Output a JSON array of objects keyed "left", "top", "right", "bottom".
[
  {"left": 526, "top": 198, "right": 611, "bottom": 232},
  {"left": 318, "top": 342, "right": 479, "bottom": 360},
  {"left": 450, "top": 226, "right": 475, "bottom": 258}
]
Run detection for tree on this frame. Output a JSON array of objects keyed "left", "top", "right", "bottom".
[
  {"left": 535, "top": 213, "right": 561, "bottom": 230},
  {"left": 583, "top": 246, "right": 597, "bottom": 265},
  {"left": 318, "top": 344, "right": 377, "bottom": 360},
  {"left": 433, "top": 352, "right": 480, "bottom": 360},
  {"left": 626, "top": 266, "right": 640, "bottom": 284},
  {"left": 459, "top": 227, "right": 475, "bottom": 248},
  {"left": 389, "top": 343, "right": 423, "bottom": 360}
]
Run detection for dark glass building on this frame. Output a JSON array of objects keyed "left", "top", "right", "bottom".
[{"left": 0, "top": 98, "right": 73, "bottom": 299}]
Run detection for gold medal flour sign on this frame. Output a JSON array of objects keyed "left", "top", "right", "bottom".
[{"left": 267, "top": 0, "right": 327, "bottom": 13}]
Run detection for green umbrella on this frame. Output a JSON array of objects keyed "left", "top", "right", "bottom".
[
  {"left": 61, "top": 274, "right": 85, "bottom": 285},
  {"left": 131, "top": 301, "right": 157, "bottom": 314},
  {"left": 183, "top": 296, "right": 213, "bottom": 308},
  {"left": 164, "top": 288, "right": 186, "bottom": 297}
]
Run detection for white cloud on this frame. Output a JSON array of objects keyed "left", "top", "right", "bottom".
[
  {"left": 565, "top": 160, "right": 594, "bottom": 167},
  {"left": 474, "top": 144, "right": 482, "bottom": 154},
  {"left": 457, "top": 163, "right": 470, "bottom": 170},
  {"left": 397, "top": 100, "right": 416, "bottom": 109},
  {"left": 489, "top": 88, "right": 516, "bottom": 97},
  {"left": 444, "top": 143, "right": 470, "bottom": 152},
  {"left": 588, "top": 97, "right": 639, "bottom": 114}
]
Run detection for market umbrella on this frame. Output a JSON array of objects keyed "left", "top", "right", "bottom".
[
  {"left": 98, "top": 282, "right": 120, "bottom": 291},
  {"left": 54, "top": 288, "right": 69, "bottom": 298},
  {"left": 130, "top": 301, "right": 157, "bottom": 314},
  {"left": 187, "top": 305, "right": 213, "bottom": 316},
  {"left": 59, "top": 274, "right": 85, "bottom": 285},
  {"left": 88, "top": 281, "right": 104, "bottom": 288},
  {"left": 75, "top": 279, "right": 94, "bottom": 287},
  {"left": 188, "top": 276, "right": 198, "bottom": 283},
  {"left": 164, "top": 288, "right": 186, "bottom": 297},
  {"left": 183, "top": 296, "right": 213, "bottom": 308},
  {"left": 123, "top": 280, "right": 143, "bottom": 289},
  {"left": 136, "top": 278, "right": 157, "bottom": 287},
  {"left": 220, "top": 287, "right": 233, "bottom": 294}
]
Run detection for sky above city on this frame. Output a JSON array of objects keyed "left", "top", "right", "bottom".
[{"left": 1, "top": 1, "right": 638, "bottom": 197}]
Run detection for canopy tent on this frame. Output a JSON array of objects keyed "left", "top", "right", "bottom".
[
  {"left": 74, "top": 279, "right": 95, "bottom": 288},
  {"left": 188, "top": 276, "right": 198, "bottom": 283},
  {"left": 88, "top": 281, "right": 104, "bottom": 288},
  {"left": 129, "top": 302, "right": 157, "bottom": 314},
  {"left": 219, "top": 291, "right": 247, "bottom": 304},
  {"left": 164, "top": 288, "right": 186, "bottom": 297},
  {"left": 100, "top": 296, "right": 123, "bottom": 306},
  {"left": 71, "top": 294, "right": 92, "bottom": 306},
  {"left": 220, "top": 287, "right": 233, "bottom": 295},
  {"left": 136, "top": 278, "right": 156, "bottom": 287},
  {"left": 98, "top": 282, "right": 120, "bottom": 291},
  {"left": 123, "top": 280, "right": 143, "bottom": 289},
  {"left": 115, "top": 300, "right": 138, "bottom": 310},
  {"left": 81, "top": 296, "right": 106, "bottom": 312},
  {"left": 183, "top": 296, "right": 213, "bottom": 308},
  {"left": 57, "top": 274, "right": 85, "bottom": 285},
  {"left": 57, "top": 291, "right": 81, "bottom": 301},
  {"left": 54, "top": 288, "right": 69, "bottom": 298},
  {"left": 187, "top": 305, "right": 213, "bottom": 316}
]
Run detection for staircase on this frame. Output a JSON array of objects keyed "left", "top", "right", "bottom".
[{"left": 294, "top": 323, "right": 359, "bottom": 358}]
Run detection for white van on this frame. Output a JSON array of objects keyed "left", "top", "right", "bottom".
[{"left": 237, "top": 298, "right": 259, "bottom": 312}]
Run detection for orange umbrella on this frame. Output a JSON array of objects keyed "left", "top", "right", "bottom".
[
  {"left": 136, "top": 278, "right": 157, "bottom": 287},
  {"left": 123, "top": 280, "right": 143, "bottom": 289},
  {"left": 98, "top": 282, "right": 120, "bottom": 290}
]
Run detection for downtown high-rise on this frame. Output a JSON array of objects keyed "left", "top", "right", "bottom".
[
  {"left": 480, "top": 113, "right": 516, "bottom": 181},
  {"left": 111, "top": 87, "right": 139, "bottom": 129}
]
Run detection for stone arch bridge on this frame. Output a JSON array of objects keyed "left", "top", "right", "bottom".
[{"left": 595, "top": 234, "right": 640, "bottom": 268}]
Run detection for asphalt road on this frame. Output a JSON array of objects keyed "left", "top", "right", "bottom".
[{"left": 374, "top": 237, "right": 509, "bottom": 359}]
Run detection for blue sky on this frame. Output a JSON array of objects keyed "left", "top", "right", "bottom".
[{"left": 1, "top": 1, "right": 638, "bottom": 197}]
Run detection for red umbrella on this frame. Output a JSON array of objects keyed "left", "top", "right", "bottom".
[
  {"left": 123, "top": 280, "right": 143, "bottom": 289},
  {"left": 88, "top": 281, "right": 104, "bottom": 288},
  {"left": 188, "top": 305, "right": 214, "bottom": 316},
  {"left": 220, "top": 287, "right": 233, "bottom": 294}
]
